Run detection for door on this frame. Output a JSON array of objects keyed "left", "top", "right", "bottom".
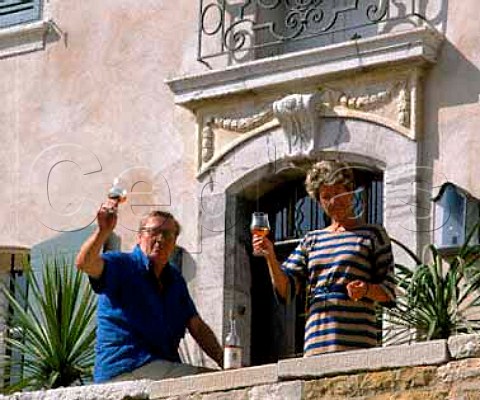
[{"left": 249, "top": 167, "right": 383, "bottom": 364}]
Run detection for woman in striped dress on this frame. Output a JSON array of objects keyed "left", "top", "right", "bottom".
[{"left": 252, "top": 161, "right": 396, "bottom": 356}]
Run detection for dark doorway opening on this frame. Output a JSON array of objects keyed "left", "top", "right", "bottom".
[{"left": 248, "top": 166, "right": 384, "bottom": 365}]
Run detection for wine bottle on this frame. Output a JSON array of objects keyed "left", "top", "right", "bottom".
[{"left": 224, "top": 310, "right": 242, "bottom": 369}]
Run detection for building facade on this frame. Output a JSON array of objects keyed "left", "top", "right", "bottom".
[{"left": 0, "top": 0, "right": 479, "bottom": 370}]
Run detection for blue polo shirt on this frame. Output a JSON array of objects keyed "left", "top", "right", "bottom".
[{"left": 90, "top": 245, "right": 198, "bottom": 383}]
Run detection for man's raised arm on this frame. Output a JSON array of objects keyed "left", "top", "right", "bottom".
[{"left": 76, "top": 199, "right": 118, "bottom": 279}]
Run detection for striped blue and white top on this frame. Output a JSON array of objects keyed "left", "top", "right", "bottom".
[{"left": 281, "top": 224, "right": 396, "bottom": 356}]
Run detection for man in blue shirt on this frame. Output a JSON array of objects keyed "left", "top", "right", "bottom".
[{"left": 76, "top": 200, "right": 223, "bottom": 382}]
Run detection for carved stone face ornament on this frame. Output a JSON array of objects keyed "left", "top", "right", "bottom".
[{"left": 273, "top": 93, "right": 322, "bottom": 157}]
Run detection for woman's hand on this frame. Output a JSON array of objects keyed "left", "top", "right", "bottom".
[
  {"left": 347, "top": 280, "right": 369, "bottom": 301},
  {"left": 252, "top": 234, "right": 275, "bottom": 259}
]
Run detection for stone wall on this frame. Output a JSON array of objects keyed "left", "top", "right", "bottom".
[{"left": 4, "top": 336, "right": 480, "bottom": 400}]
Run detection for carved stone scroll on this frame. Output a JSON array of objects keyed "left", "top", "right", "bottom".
[
  {"left": 397, "top": 84, "right": 410, "bottom": 127},
  {"left": 320, "top": 83, "right": 403, "bottom": 115},
  {"left": 273, "top": 93, "right": 323, "bottom": 157},
  {"left": 211, "top": 109, "right": 273, "bottom": 134},
  {"left": 201, "top": 121, "right": 215, "bottom": 163},
  {"left": 316, "top": 79, "right": 415, "bottom": 134},
  {"left": 198, "top": 71, "right": 422, "bottom": 172}
]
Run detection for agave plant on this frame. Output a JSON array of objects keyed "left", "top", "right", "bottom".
[
  {"left": 384, "top": 229, "right": 480, "bottom": 345},
  {"left": 1, "top": 255, "right": 96, "bottom": 393}
]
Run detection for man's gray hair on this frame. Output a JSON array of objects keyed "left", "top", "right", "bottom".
[{"left": 138, "top": 210, "right": 181, "bottom": 236}]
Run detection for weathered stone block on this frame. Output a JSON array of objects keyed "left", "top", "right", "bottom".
[
  {"left": 394, "top": 367, "right": 437, "bottom": 389},
  {"left": 437, "top": 358, "right": 480, "bottom": 383},
  {"left": 451, "top": 381, "right": 480, "bottom": 400},
  {"left": 0, "top": 379, "right": 153, "bottom": 400},
  {"left": 149, "top": 364, "right": 278, "bottom": 399},
  {"left": 304, "top": 366, "right": 438, "bottom": 399},
  {"left": 201, "top": 388, "right": 249, "bottom": 400},
  {"left": 448, "top": 334, "right": 480, "bottom": 359},
  {"left": 249, "top": 381, "right": 304, "bottom": 400},
  {"left": 305, "top": 375, "right": 362, "bottom": 398},
  {"left": 366, "top": 390, "right": 449, "bottom": 400}
]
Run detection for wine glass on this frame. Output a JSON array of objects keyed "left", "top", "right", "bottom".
[
  {"left": 105, "top": 178, "right": 127, "bottom": 214},
  {"left": 108, "top": 177, "right": 127, "bottom": 203},
  {"left": 250, "top": 212, "right": 270, "bottom": 256}
]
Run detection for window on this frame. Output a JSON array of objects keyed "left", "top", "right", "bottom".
[
  {"left": 0, "top": 0, "right": 42, "bottom": 29},
  {"left": 0, "top": 247, "right": 30, "bottom": 388},
  {"left": 0, "top": 0, "right": 49, "bottom": 60}
]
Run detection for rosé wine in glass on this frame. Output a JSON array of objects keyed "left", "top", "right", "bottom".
[
  {"left": 251, "top": 212, "right": 270, "bottom": 256},
  {"left": 108, "top": 177, "right": 127, "bottom": 203}
]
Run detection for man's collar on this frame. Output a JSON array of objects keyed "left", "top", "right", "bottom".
[
  {"left": 133, "top": 245, "right": 173, "bottom": 286},
  {"left": 133, "top": 245, "right": 150, "bottom": 271}
]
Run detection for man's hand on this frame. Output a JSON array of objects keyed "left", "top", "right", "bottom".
[{"left": 98, "top": 198, "right": 119, "bottom": 234}]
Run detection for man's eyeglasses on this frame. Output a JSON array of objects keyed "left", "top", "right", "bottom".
[{"left": 140, "top": 227, "right": 177, "bottom": 241}]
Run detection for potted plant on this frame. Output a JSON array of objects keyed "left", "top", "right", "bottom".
[
  {"left": 1, "top": 255, "right": 96, "bottom": 393},
  {"left": 384, "top": 227, "right": 480, "bottom": 345}
]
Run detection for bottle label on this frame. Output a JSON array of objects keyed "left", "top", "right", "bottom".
[{"left": 224, "top": 346, "right": 242, "bottom": 369}]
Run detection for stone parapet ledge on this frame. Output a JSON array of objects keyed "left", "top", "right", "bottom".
[
  {"left": 3, "top": 339, "right": 480, "bottom": 400},
  {"left": 279, "top": 340, "right": 449, "bottom": 379},
  {"left": 149, "top": 364, "right": 278, "bottom": 398}
]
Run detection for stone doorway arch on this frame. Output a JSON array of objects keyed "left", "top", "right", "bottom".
[{"left": 196, "top": 114, "right": 420, "bottom": 366}]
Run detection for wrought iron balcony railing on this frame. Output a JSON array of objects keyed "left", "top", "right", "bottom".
[{"left": 198, "top": 0, "right": 427, "bottom": 67}]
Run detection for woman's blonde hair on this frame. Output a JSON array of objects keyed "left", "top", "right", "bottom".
[{"left": 305, "top": 160, "right": 355, "bottom": 200}]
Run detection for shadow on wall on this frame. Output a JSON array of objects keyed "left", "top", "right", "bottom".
[
  {"left": 30, "top": 226, "right": 96, "bottom": 272},
  {"left": 317, "top": 118, "right": 352, "bottom": 151},
  {"left": 418, "top": 27, "right": 480, "bottom": 236},
  {"left": 423, "top": 0, "right": 449, "bottom": 35},
  {"left": 180, "top": 248, "right": 197, "bottom": 283},
  {"left": 431, "top": 40, "right": 480, "bottom": 111}
]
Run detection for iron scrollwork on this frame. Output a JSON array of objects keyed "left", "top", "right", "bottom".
[{"left": 199, "top": 0, "right": 422, "bottom": 63}]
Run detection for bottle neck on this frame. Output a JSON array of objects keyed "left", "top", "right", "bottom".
[{"left": 228, "top": 309, "right": 236, "bottom": 330}]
